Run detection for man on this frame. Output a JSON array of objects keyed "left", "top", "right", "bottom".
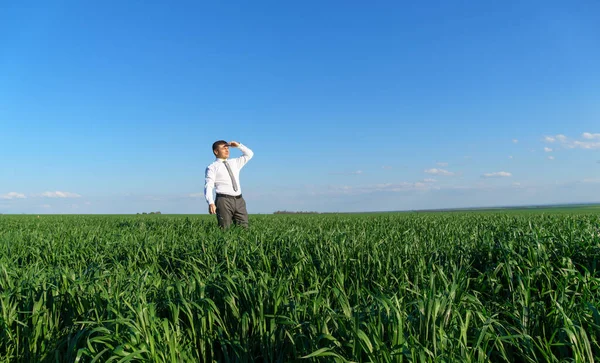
[{"left": 204, "top": 140, "right": 254, "bottom": 228}]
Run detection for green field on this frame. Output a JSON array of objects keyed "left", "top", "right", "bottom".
[{"left": 1, "top": 211, "right": 599, "bottom": 362}]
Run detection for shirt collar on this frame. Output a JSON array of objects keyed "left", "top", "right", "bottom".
[{"left": 216, "top": 158, "right": 227, "bottom": 162}]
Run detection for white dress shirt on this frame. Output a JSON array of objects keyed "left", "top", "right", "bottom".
[{"left": 204, "top": 143, "right": 254, "bottom": 205}]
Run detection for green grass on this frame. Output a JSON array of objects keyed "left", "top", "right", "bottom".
[{"left": 1, "top": 212, "right": 599, "bottom": 362}]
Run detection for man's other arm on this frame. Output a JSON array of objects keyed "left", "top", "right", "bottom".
[{"left": 204, "top": 165, "right": 217, "bottom": 214}]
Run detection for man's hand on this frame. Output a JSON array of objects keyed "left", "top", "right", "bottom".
[
  {"left": 228, "top": 141, "right": 240, "bottom": 147},
  {"left": 209, "top": 203, "right": 216, "bottom": 214}
]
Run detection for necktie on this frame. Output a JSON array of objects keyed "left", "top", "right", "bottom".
[{"left": 223, "top": 160, "right": 238, "bottom": 192}]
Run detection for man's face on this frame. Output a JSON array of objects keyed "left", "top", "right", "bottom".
[{"left": 214, "top": 144, "right": 230, "bottom": 159}]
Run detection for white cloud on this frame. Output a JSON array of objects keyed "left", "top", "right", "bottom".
[
  {"left": 582, "top": 132, "right": 600, "bottom": 140},
  {"left": 543, "top": 133, "right": 599, "bottom": 149},
  {"left": 0, "top": 192, "right": 26, "bottom": 200},
  {"left": 544, "top": 147, "right": 553, "bottom": 152},
  {"left": 436, "top": 162, "right": 448, "bottom": 167},
  {"left": 40, "top": 204, "right": 51, "bottom": 209},
  {"left": 548, "top": 156, "right": 555, "bottom": 160},
  {"left": 511, "top": 182, "right": 527, "bottom": 190},
  {"left": 512, "top": 139, "right": 518, "bottom": 143},
  {"left": 508, "top": 155, "right": 513, "bottom": 159},
  {"left": 189, "top": 193, "right": 204, "bottom": 198},
  {"left": 40, "top": 191, "right": 81, "bottom": 198},
  {"left": 352, "top": 182, "right": 436, "bottom": 194},
  {"left": 423, "top": 178, "right": 437, "bottom": 183},
  {"left": 333, "top": 185, "right": 353, "bottom": 192},
  {"left": 424, "top": 168, "right": 454, "bottom": 176},
  {"left": 307, "top": 181, "right": 443, "bottom": 197},
  {"left": 571, "top": 140, "right": 600, "bottom": 150},
  {"left": 330, "top": 170, "right": 365, "bottom": 175},
  {"left": 544, "top": 134, "right": 567, "bottom": 143},
  {"left": 482, "top": 171, "right": 512, "bottom": 178}
]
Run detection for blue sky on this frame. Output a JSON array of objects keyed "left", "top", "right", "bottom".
[{"left": 1, "top": 0, "right": 599, "bottom": 214}]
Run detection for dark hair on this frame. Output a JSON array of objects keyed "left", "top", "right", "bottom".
[{"left": 212, "top": 140, "right": 228, "bottom": 152}]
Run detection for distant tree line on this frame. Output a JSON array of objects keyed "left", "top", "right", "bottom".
[{"left": 136, "top": 211, "right": 162, "bottom": 215}]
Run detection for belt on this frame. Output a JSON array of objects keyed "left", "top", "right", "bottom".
[{"left": 216, "top": 193, "right": 243, "bottom": 199}]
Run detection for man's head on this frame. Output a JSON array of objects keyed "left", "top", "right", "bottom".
[{"left": 212, "top": 140, "right": 230, "bottom": 159}]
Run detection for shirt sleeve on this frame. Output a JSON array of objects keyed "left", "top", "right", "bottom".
[
  {"left": 204, "top": 165, "right": 216, "bottom": 204},
  {"left": 234, "top": 143, "right": 254, "bottom": 169}
]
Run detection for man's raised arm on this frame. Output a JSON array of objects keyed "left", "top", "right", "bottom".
[{"left": 229, "top": 141, "right": 253, "bottom": 169}]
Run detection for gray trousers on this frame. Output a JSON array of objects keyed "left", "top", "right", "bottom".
[{"left": 215, "top": 195, "right": 248, "bottom": 228}]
